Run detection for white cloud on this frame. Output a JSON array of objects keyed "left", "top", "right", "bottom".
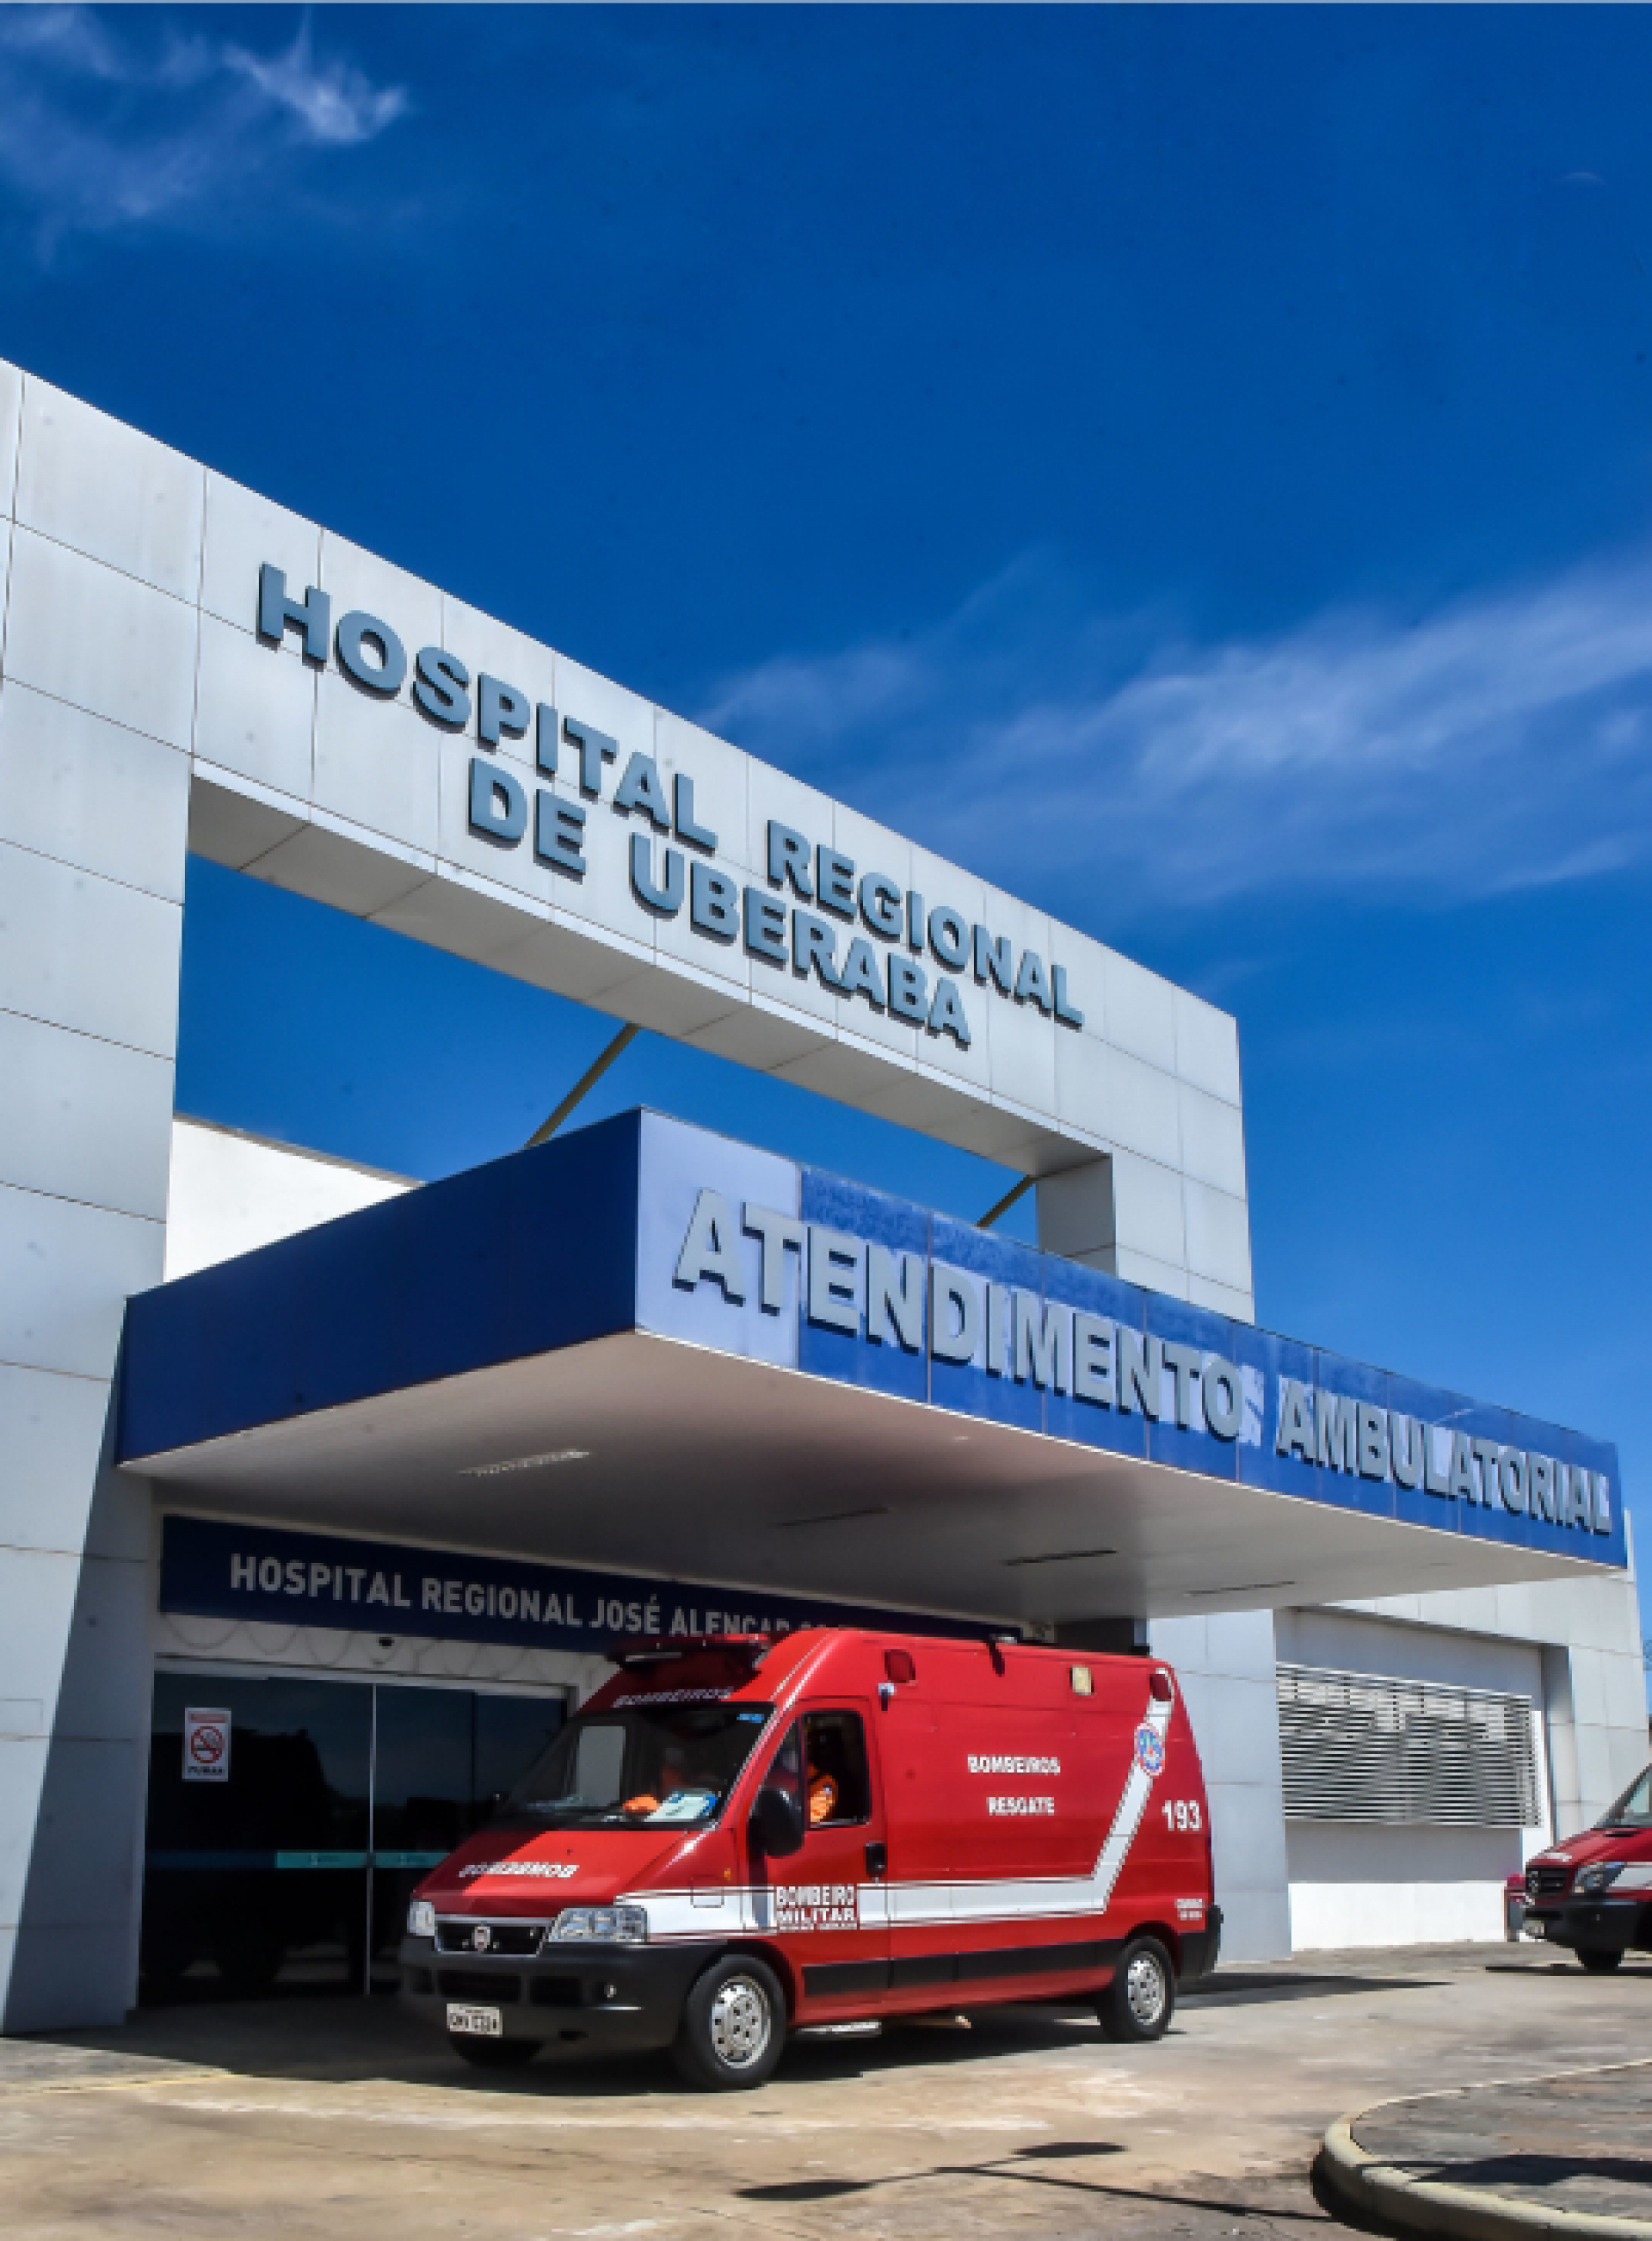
[
  {"left": 224, "top": 26, "right": 408, "bottom": 149},
  {"left": 702, "top": 550, "right": 1652, "bottom": 922},
  {"left": 0, "top": 9, "right": 407, "bottom": 248}
]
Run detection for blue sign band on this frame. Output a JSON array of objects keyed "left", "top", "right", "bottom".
[{"left": 157, "top": 1514, "right": 990, "bottom": 1651}]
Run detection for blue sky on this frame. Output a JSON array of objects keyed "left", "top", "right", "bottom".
[{"left": 3, "top": 7, "right": 1647, "bottom": 1668}]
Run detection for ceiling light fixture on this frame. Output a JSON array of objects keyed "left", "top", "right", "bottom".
[
  {"left": 459, "top": 1449, "right": 589, "bottom": 1479},
  {"left": 1187, "top": 1580, "right": 1295, "bottom": 1597},
  {"left": 1004, "top": 1546, "right": 1118, "bottom": 1567}
]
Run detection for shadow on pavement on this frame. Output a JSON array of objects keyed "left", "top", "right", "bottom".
[
  {"left": 1181, "top": 1972, "right": 1443, "bottom": 2007},
  {"left": 742, "top": 2140, "right": 1334, "bottom": 2220},
  {"left": 22, "top": 1961, "right": 1446, "bottom": 2100},
  {"left": 22, "top": 1993, "right": 1162, "bottom": 2101},
  {"left": 1409, "top": 2153, "right": 1652, "bottom": 2195}
]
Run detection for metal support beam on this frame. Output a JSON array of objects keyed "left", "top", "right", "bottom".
[
  {"left": 976, "top": 1173, "right": 1034, "bottom": 1231},
  {"left": 525, "top": 1022, "right": 641, "bottom": 1148}
]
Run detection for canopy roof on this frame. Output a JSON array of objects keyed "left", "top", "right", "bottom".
[{"left": 119, "top": 1110, "right": 1624, "bottom": 1629}]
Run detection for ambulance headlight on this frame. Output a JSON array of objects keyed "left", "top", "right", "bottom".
[
  {"left": 1577, "top": 1862, "right": 1624, "bottom": 1894},
  {"left": 552, "top": 1905, "right": 648, "bottom": 1944},
  {"left": 407, "top": 1898, "right": 436, "bottom": 1940}
]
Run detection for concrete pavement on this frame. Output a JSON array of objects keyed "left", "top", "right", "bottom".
[
  {"left": 1320, "top": 2057, "right": 1652, "bottom": 2241},
  {"left": 0, "top": 1942, "right": 1646, "bottom": 2240}
]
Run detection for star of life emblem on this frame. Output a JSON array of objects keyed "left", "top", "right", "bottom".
[{"left": 1133, "top": 1722, "right": 1165, "bottom": 1776}]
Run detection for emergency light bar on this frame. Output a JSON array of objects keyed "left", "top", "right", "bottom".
[{"left": 608, "top": 1633, "right": 774, "bottom": 1670}]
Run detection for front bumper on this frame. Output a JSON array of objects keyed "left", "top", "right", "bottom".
[
  {"left": 1179, "top": 1905, "right": 1224, "bottom": 1983},
  {"left": 399, "top": 1935, "right": 718, "bottom": 2053},
  {"left": 1525, "top": 1896, "right": 1652, "bottom": 1954}
]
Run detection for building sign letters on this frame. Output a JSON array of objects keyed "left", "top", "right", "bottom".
[{"left": 257, "top": 566, "right": 1084, "bottom": 1053}]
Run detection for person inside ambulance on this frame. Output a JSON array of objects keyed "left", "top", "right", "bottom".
[
  {"left": 804, "top": 1716, "right": 866, "bottom": 1829},
  {"left": 622, "top": 1740, "right": 691, "bottom": 1818}
]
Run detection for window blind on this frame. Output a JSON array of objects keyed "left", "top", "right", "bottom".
[{"left": 1276, "top": 1660, "right": 1539, "bottom": 1828}]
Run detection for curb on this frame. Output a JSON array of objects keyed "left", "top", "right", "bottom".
[{"left": 1316, "top": 2098, "right": 1652, "bottom": 2241}]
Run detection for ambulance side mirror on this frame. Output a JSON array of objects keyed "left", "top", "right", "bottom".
[{"left": 751, "top": 1783, "right": 805, "bottom": 1860}]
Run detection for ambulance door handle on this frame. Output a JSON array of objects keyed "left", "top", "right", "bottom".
[{"left": 865, "top": 1841, "right": 887, "bottom": 1880}]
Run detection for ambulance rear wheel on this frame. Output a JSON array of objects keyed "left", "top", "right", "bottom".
[
  {"left": 673, "top": 1955, "right": 786, "bottom": 2090},
  {"left": 1099, "top": 1936, "right": 1175, "bottom": 2042}
]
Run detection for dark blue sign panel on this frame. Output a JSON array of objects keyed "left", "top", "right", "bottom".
[{"left": 159, "top": 1515, "right": 989, "bottom": 1652}]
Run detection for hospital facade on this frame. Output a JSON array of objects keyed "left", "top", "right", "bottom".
[{"left": 0, "top": 360, "right": 1643, "bottom": 2028}]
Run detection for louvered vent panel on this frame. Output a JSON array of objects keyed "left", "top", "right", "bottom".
[{"left": 1276, "top": 1661, "right": 1539, "bottom": 1828}]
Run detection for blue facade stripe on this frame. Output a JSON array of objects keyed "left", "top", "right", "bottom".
[
  {"left": 119, "top": 1111, "right": 644, "bottom": 1461},
  {"left": 120, "top": 1108, "right": 1626, "bottom": 1574}
]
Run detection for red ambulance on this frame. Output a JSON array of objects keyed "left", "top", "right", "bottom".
[
  {"left": 400, "top": 1627, "right": 1220, "bottom": 2088},
  {"left": 1520, "top": 1760, "right": 1652, "bottom": 1972}
]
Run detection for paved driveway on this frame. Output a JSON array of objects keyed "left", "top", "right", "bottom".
[{"left": 3, "top": 1945, "right": 1649, "bottom": 2240}]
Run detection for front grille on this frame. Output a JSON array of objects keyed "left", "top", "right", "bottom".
[
  {"left": 435, "top": 1920, "right": 545, "bottom": 1957},
  {"left": 436, "top": 1969, "right": 524, "bottom": 2003},
  {"left": 1527, "top": 1865, "right": 1572, "bottom": 1899}
]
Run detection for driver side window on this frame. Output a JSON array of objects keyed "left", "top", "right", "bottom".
[{"left": 803, "top": 1711, "right": 871, "bottom": 1830}]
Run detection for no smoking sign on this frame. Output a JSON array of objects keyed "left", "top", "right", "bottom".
[{"left": 183, "top": 1706, "right": 231, "bottom": 1784}]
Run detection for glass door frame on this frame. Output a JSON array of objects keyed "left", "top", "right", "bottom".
[{"left": 150, "top": 1658, "right": 571, "bottom": 1996}]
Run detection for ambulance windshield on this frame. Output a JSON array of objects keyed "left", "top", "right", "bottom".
[
  {"left": 1597, "top": 1764, "right": 1651, "bottom": 1831},
  {"left": 499, "top": 1701, "right": 775, "bottom": 1830}
]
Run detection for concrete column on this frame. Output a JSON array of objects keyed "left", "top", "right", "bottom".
[
  {"left": 1148, "top": 1608, "right": 1291, "bottom": 1960},
  {"left": 0, "top": 370, "right": 194, "bottom": 2027},
  {"left": 1036, "top": 1152, "right": 1255, "bottom": 1321}
]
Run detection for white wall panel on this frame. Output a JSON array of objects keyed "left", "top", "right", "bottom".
[
  {"left": 656, "top": 708, "right": 750, "bottom": 876},
  {"left": 317, "top": 531, "right": 441, "bottom": 683},
  {"left": 200, "top": 470, "right": 319, "bottom": 642},
  {"left": 0, "top": 1735, "right": 48, "bottom": 1923},
  {"left": 0, "top": 682, "right": 192, "bottom": 905},
  {"left": 1177, "top": 1083, "right": 1248, "bottom": 1197},
  {"left": 0, "top": 1364, "right": 111, "bottom": 1559},
  {"left": 1107, "top": 1049, "right": 1181, "bottom": 1164},
  {"left": 439, "top": 593, "right": 557, "bottom": 763},
  {"left": 1184, "top": 1177, "right": 1254, "bottom": 1294},
  {"left": 986, "top": 979, "right": 1057, "bottom": 1120},
  {"left": 194, "top": 611, "right": 315, "bottom": 799},
  {"left": 15, "top": 380, "right": 202, "bottom": 602},
  {"left": 1109, "top": 1148, "right": 1187, "bottom": 1267},
  {"left": 0, "top": 1550, "right": 79, "bottom": 1726},
  {"left": 1174, "top": 987, "right": 1242, "bottom": 1106},
  {"left": 1188, "top": 1273, "right": 1255, "bottom": 1322},
  {"left": 163, "top": 1116, "right": 410, "bottom": 1281},
  {"left": 5, "top": 528, "right": 198, "bottom": 751},
  {"left": 0, "top": 1011, "right": 173, "bottom": 1221},
  {"left": 1104, "top": 950, "right": 1178, "bottom": 1073},
  {"left": 0, "top": 843, "right": 182, "bottom": 1059},
  {"left": 0, "top": 1182, "right": 163, "bottom": 1380},
  {"left": 312, "top": 671, "right": 440, "bottom": 856}
]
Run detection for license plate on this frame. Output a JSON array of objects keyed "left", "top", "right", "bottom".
[{"left": 447, "top": 2003, "right": 503, "bottom": 2037}]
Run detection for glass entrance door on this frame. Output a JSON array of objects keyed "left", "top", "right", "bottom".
[
  {"left": 143, "top": 1672, "right": 564, "bottom": 2003},
  {"left": 367, "top": 1687, "right": 565, "bottom": 1991}
]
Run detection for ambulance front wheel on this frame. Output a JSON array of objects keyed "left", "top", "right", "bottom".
[
  {"left": 1098, "top": 1936, "right": 1176, "bottom": 2043},
  {"left": 1577, "top": 1946, "right": 1624, "bottom": 1974},
  {"left": 672, "top": 1954, "right": 786, "bottom": 2090}
]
